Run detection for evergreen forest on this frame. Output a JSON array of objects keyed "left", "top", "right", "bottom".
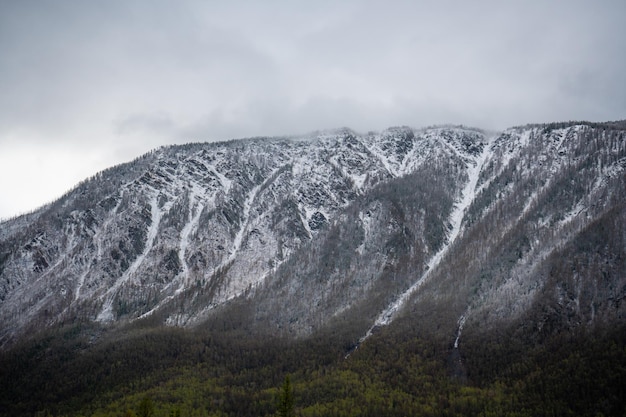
[{"left": 1, "top": 312, "right": 624, "bottom": 417}]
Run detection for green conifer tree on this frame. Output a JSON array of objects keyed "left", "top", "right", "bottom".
[
  {"left": 137, "top": 396, "right": 155, "bottom": 417},
  {"left": 277, "top": 375, "right": 295, "bottom": 417}
]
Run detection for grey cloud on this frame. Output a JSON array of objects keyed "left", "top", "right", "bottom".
[
  {"left": 1, "top": 0, "right": 626, "bottom": 218},
  {"left": 115, "top": 113, "right": 179, "bottom": 137}
]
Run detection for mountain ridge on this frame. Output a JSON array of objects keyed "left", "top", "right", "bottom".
[{"left": 1, "top": 121, "right": 625, "bottom": 350}]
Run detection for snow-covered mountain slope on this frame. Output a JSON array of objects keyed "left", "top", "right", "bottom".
[
  {"left": 0, "top": 121, "right": 625, "bottom": 347},
  {"left": 0, "top": 127, "right": 475, "bottom": 342},
  {"left": 390, "top": 122, "right": 626, "bottom": 347}
]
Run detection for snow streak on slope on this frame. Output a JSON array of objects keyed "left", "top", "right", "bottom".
[
  {"left": 453, "top": 314, "right": 467, "bottom": 349},
  {"left": 217, "top": 168, "right": 281, "bottom": 273},
  {"left": 73, "top": 194, "right": 123, "bottom": 303},
  {"left": 74, "top": 270, "right": 90, "bottom": 302},
  {"left": 359, "top": 137, "right": 493, "bottom": 344},
  {"left": 138, "top": 197, "right": 205, "bottom": 320},
  {"left": 176, "top": 198, "right": 204, "bottom": 294},
  {"left": 368, "top": 145, "right": 397, "bottom": 177},
  {"left": 96, "top": 193, "right": 162, "bottom": 322}
]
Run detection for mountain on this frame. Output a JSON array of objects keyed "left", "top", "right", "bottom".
[
  {"left": 1, "top": 122, "right": 625, "bottom": 348},
  {"left": 1, "top": 120, "right": 626, "bottom": 416}
]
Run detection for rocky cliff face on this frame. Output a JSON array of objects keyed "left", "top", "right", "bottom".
[{"left": 1, "top": 122, "right": 625, "bottom": 347}]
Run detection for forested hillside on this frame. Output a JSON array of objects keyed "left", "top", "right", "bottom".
[{"left": 1, "top": 313, "right": 624, "bottom": 416}]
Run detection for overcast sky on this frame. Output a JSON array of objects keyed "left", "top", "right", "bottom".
[{"left": 1, "top": 0, "right": 625, "bottom": 219}]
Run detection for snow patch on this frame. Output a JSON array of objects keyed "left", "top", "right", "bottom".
[
  {"left": 356, "top": 209, "right": 374, "bottom": 256},
  {"left": 559, "top": 201, "right": 585, "bottom": 227},
  {"left": 367, "top": 143, "right": 397, "bottom": 177},
  {"left": 454, "top": 314, "right": 467, "bottom": 349}
]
